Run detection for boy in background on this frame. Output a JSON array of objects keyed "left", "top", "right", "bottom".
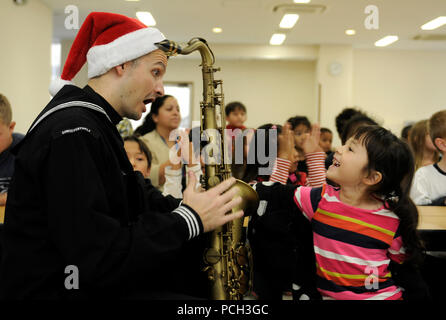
[
  {"left": 0, "top": 94, "right": 24, "bottom": 205},
  {"left": 410, "top": 110, "right": 446, "bottom": 205},
  {"left": 225, "top": 101, "right": 247, "bottom": 132}
]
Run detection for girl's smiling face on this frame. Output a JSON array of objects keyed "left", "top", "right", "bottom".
[{"left": 327, "top": 137, "right": 370, "bottom": 187}]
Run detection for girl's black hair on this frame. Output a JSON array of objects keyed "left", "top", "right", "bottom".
[
  {"left": 134, "top": 95, "right": 173, "bottom": 137},
  {"left": 123, "top": 135, "right": 153, "bottom": 168},
  {"left": 353, "top": 125, "right": 424, "bottom": 267}
]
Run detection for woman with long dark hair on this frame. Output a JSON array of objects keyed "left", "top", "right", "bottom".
[{"left": 135, "top": 95, "right": 181, "bottom": 190}]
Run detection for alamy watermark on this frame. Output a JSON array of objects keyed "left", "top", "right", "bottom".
[{"left": 167, "top": 122, "right": 278, "bottom": 176}]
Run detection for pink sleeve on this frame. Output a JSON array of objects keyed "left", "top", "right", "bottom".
[
  {"left": 293, "top": 186, "right": 316, "bottom": 221},
  {"left": 269, "top": 158, "right": 291, "bottom": 185},
  {"left": 387, "top": 235, "right": 406, "bottom": 264},
  {"left": 305, "top": 151, "right": 326, "bottom": 187}
]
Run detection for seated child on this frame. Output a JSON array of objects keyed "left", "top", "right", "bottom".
[
  {"left": 0, "top": 94, "right": 24, "bottom": 205},
  {"left": 410, "top": 111, "right": 446, "bottom": 206},
  {"left": 254, "top": 125, "right": 426, "bottom": 300}
]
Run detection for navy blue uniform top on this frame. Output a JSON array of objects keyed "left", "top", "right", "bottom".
[
  {"left": 0, "top": 85, "right": 203, "bottom": 299},
  {"left": 0, "top": 133, "right": 24, "bottom": 193}
]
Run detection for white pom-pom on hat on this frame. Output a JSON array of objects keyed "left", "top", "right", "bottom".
[{"left": 49, "top": 78, "right": 74, "bottom": 97}]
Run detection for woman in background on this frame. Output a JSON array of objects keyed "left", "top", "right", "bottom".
[{"left": 135, "top": 95, "right": 181, "bottom": 191}]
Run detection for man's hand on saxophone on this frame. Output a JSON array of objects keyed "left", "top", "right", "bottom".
[{"left": 182, "top": 171, "right": 244, "bottom": 233}]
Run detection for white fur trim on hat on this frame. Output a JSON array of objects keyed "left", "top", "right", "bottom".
[
  {"left": 49, "top": 78, "right": 75, "bottom": 97},
  {"left": 86, "top": 27, "right": 166, "bottom": 79}
]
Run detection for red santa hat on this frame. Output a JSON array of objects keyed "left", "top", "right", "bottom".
[{"left": 49, "top": 12, "right": 166, "bottom": 96}]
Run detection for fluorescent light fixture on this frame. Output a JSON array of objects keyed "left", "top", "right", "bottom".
[
  {"left": 345, "top": 29, "right": 356, "bottom": 35},
  {"left": 294, "top": 0, "right": 311, "bottom": 3},
  {"left": 125, "top": 0, "right": 140, "bottom": 2},
  {"left": 212, "top": 27, "right": 223, "bottom": 33},
  {"left": 279, "top": 14, "right": 299, "bottom": 29},
  {"left": 421, "top": 16, "right": 446, "bottom": 30},
  {"left": 136, "top": 11, "right": 156, "bottom": 26},
  {"left": 270, "top": 33, "right": 286, "bottom": 45},
  {"left": 375, "top": 35, "right": 398, "bottom": 47}
]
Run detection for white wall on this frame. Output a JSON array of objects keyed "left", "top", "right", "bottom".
[
  {"left": 0, "top": 0, "right": 52, "bottom": 133},
  {"left": 164, "top": 57, "right": 317, "bottom": 129},
  {"left": 353, "top": 49, "right": 446, "bottom": 138}
]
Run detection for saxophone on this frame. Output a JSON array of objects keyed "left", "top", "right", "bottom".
[{"left": 155, "top": 38, "right": 259, "bottom": 300}]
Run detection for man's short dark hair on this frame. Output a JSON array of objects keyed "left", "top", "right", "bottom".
[{"left": 225, "top": 101, "right": 246, "bottom": 116}]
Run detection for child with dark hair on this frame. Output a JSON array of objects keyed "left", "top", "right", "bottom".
[
  {"left": 124, "top": 135, "right": 152, "bottom": 178},
  {"left": 401, "top": 123, "right": 413, "bottom": 143},
  {"left": 254, "top": 125, "right": 428, "bottom": 300},
  {"left": 319, "top": 127, "right": 333, "bottom": 155},
  {"left": 287, "top": 116, "right": 326, "bottom": 184},
  {"left": 335, "top": 107, "right": 363, "bottom": 139},
  {"left": 325, "top": 113, "right": 378, "bottom": 170},
  {"left": 225, "top": 101, "right": 247, "bottom": 132}
]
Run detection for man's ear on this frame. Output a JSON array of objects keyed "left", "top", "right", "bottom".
[
  {"left": 363, "top": 170, "right": 382, "bottom": 186},
  {"left": 434, "top": 137, "right": 446, "bottom": 152},
  {"left": 114, "top": 62, "right": 132, "bottom": 76}
]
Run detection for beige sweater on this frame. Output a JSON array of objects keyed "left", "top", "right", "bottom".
[{"left": 140, "top": 130, "right": 171, "bottom": 191}]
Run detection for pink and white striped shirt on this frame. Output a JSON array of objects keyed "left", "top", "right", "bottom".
[{"left": 294, "top": 184, "right": 406, "bottom": 300}]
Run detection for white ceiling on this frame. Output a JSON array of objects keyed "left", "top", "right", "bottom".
[{"left": 40, "top": 0, "right": 446, "bottom": 50}]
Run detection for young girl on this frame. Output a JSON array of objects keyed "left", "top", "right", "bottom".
[
  {"left": 254, "top": 125, "right": 424, "bottom": 300},
  {"left": 244, "top": 122, "right": 326, "bottom": 300}
]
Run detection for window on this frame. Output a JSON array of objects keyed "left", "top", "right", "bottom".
[{"left": 51, "top": 43, "right": 61, "bottom": 81}]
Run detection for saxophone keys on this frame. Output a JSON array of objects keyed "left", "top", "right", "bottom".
[{"left": 203, "top": 247, "right": 221, "bottom": 265}]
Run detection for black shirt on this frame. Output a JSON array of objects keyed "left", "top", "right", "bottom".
[
  {"left": 0, "top": 85, "right": 203, "bottom": 299},
  {"left": 0, "top": 133, "right": 24, "bottom": 193}
]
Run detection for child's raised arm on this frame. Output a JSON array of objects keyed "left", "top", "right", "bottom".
[{"left": 302, "top": 124, "right": 326, "bottom": 187}]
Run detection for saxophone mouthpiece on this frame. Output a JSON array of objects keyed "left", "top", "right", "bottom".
[{"left": 155, "top": 39, "right": 182, "bottom": 56}]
